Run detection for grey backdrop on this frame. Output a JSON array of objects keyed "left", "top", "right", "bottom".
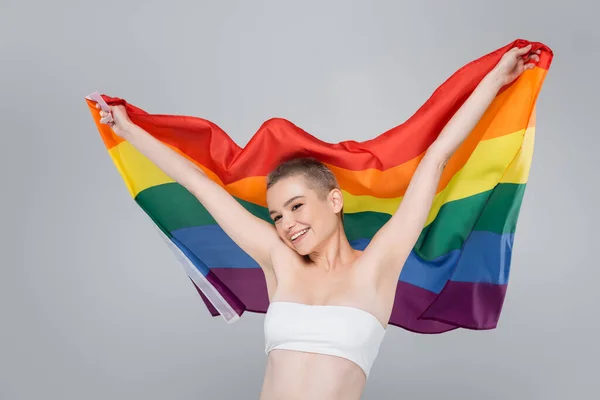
[{"left": 2, "top": 0, "right": 598, "bottom": 399}]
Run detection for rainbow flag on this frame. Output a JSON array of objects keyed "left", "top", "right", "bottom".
[{"left": 85, "top": 39, "right": 552, "bottom": 334}]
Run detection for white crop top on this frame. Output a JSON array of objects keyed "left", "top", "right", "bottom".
[{"left": 264, "top": 301, "right": 386, "bottom": 378}]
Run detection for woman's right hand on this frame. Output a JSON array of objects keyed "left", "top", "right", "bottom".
[{"left": 97, "top": 103, "right": 133, "bottom": 138}]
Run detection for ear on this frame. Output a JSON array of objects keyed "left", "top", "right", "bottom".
[{"left": 328, "top": 188, "right": 344, "bottom": 214}]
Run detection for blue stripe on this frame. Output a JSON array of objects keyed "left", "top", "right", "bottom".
[
  {"left": 172, "top": 225, "right": 257, "bottom": 268},
  {"left": 450, "top": 231, "right": 514, "bottom": 285},
  {"left": 170, "top": 226, "right": 514, "bottom": 294},
  {"left": 170, "top": 235, "right": 212, "bottom": 276}
]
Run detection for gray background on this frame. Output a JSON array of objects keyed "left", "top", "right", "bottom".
[{"left": 2, "top": 0, "right": 598, "bottom": 399}]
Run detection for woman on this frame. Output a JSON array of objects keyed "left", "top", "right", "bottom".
[{"left": 97, "top": 44, "right": 540, "bottom": 400}]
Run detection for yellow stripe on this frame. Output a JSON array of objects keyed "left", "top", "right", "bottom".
[
  {"left": 500, "top": 121, "right": 535, "bottom": 184},
  {"left": 108, "top": 143, "right": 175, "bottom": 198}
]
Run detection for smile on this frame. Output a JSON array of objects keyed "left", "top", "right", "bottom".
[{"left": 290, "top": 229, "right": 309, "bottom": 241}]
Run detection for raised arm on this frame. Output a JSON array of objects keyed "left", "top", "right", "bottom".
[
  {"left": 361, "top": 44, "right": 541, "bottom": 283},
  {"left": 97, "top": 104, "right": 282, "bottom": 279}
]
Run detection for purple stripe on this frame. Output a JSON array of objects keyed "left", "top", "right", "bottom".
[
  {"left": 191, "top": 271, "right": 249, "bottom": 317},
  {"left": 420, "top": 281, "right": 508, "bottom": 330},
  {"left": 192, "top": 268, "right": 507, "bottom": 333},
  {"left": 388, "top": 281, "right": 458, "bottom": 333},
  {"left": 211, "top": 268, "right": 269, "bottom": 313}
]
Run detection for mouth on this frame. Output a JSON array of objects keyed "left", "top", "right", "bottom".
[{"left": 290, "top": 228, "right": 309, "bottom": 243}]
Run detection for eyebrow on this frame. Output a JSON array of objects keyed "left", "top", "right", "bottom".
[{"left": 269, "top": 196, "right": 305, "bottom": 215}]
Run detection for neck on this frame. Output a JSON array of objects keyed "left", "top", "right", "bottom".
[{"left": 307, "top": 225, "right": 358, "bottom": 272}]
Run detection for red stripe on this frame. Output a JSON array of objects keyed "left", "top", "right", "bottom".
[{"left": 90, "top": 39, "right": 552, "bottom": 183}]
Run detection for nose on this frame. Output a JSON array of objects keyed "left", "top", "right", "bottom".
[{"left": 281, "top": 215, "right": 295, "bottom": 232}]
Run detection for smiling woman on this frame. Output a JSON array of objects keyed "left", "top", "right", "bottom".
[{"left": 86, "top": 38, "right": 553, "bottom": 400}]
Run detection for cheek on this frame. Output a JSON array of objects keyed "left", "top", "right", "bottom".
[
  {"left": 304, "top": 206, "right": 329, "bottom": 228},
  {"left": 299, "top": 205, "right": 318, "bottom": 224},
  {"left": 275, "top": 223, "right": 286, "bottom": 237}
]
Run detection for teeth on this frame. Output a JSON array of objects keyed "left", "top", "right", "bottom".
[{"left": 291, "top": 229, "right": 308, "bottom": 240}]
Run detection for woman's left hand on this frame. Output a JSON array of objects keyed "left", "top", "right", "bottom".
[{"left": 491, "top": 44, "right": 541, "bottom": 86}]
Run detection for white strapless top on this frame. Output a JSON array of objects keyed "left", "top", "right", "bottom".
[{"left": 264, "top": 301, "right": 386, "bottom": 378}]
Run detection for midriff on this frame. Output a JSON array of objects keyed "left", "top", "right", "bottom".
[{"left": 259, "top": 349, "right": 366, "bottom": 400}]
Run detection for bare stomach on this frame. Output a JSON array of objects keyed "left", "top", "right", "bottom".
[{"left": 259, "top": 349, "right": 366, "bottom": 400}]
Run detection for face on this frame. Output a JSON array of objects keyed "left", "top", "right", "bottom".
[{"left": 267, "top": 175, "right": 343, "bottom": 255}]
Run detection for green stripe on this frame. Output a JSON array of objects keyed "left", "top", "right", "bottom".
[
  {"left": 474, "top": 183, "right": 526, "bottom": 232},
  {"left": 134, "top": 182, "right": 526, "bottom": 260},
  {"left": 414, "top": 183, "right": 526, "bottom": 258},
  {"left": 135, "top": 184, "right": 271, "bottom": 231}
]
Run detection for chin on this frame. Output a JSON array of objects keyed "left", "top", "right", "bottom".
[
  {"left": 289, "top": 239, "right": 314, "bottom": 256},
  {"left": 289, "top": 244, "right": 310, "bottom": 256},
  {"left": 295, "top": 248, "right": 311, "bottom": 256}
]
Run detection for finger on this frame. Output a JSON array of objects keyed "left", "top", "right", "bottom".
[
  {"left": 100, "top": 115, "right": 114, "bottom": 124},
  {"left": 515, "top": 44, "right": 532, "bottom": 55},
  {"left": 96, "top": 103, "right": 100, "bottom": 109},
  {"left": 527, "top": 54, "right": 540, "bottom": 62}
]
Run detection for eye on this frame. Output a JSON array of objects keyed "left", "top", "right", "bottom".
[
  {"left": 292, "top": 203, "right": 303, "bottom": 211},
  {"left": 272, "top": 215, "right": 281, "bottom": 223}
]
